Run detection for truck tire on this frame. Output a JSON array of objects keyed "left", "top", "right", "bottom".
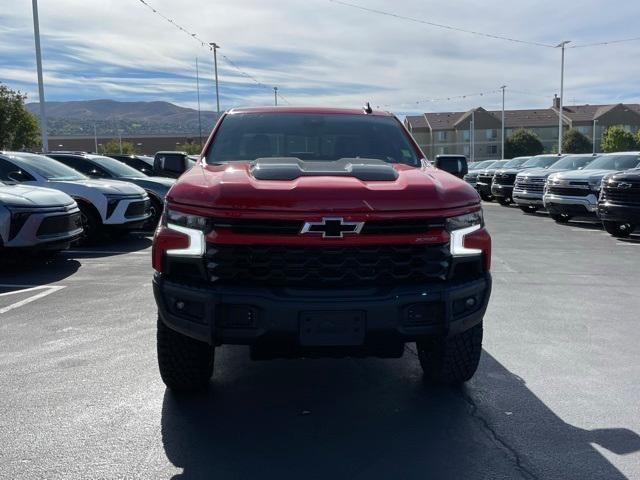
[
  {"left": 602, "top": 221, "right": 635, "bottom": 238},
  {"left": 550, "top": 213, "right": 571, "bottom": 224},
  {"left": 417, "top": 322, "right": 483, "bottom": 384},
  {"left": 497, "top": 197, "right": 512, "bottom": 206},
  {"left": 519, "top": 205, "right": 539, "bottom": 214},
  {"left": 157, "top": 317, "right": 214, "bottom": 391},
  {"left": 480, "top": 193, "right": 493, "bottom": 201}
]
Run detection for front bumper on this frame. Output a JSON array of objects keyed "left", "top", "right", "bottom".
[
  {"left": 597, "top": 202, "right": 640, "bottom": 224},
  {"left": 513, "top": 189, "right": 543, "bottom": 206},
  {"left": 3, "top": 208, "right": 83, "bottom": 249},
  {"left": 543, "top": 192, "right": 598, "bottom": 216},
  {"left": 103, "top": 197, "right": 151, "bottom": 227},
  {"left": 491, "top": 184, "right": 513, "bottom": 199},
  {"left": 476, "top": 182, "right": 492, "bottom": 197},
  {"left": 153, "top": 273, "right": 492, "bottom": 347}
]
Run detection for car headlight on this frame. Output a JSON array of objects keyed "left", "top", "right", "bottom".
[
  {"left": 588, "top": 178, "right": 602, "bottom": 192},
  {"left": 6, "top": 207, "right": 32, "bottom": 241},
  {"left": 160, "top": 208, "right": 208, "bottom": 257},
  {"left": 163, "top": 209, "right": 209, "bottom": 231},
  {"left": 446, "top": 211, "right": 483, "bottom": 256}
]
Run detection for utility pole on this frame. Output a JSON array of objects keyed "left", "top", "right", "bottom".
[
  {"left": 274, "top": 87, "right": 278, "bottom": 106},
  {"left": 196, "top": 57, "right": 203, "bottom": 148},
  {"left": 31, "top": 0, "right": 48, "bottom": 152},
  {"left": 592, "top": 119, "right": 598, "bottom": 154},
  {"left": 470, "top": 110, "right": 475, "bottom": 162},
  {"left": 556, "top": 41, "right": 571, "bottom": 154},
  {"left": 93, "top": 123, "right": 98, "bottom": 153},
  {"left": 500, "top": 85, "right": 506, "bottom": 159},
  {"left": 209, "top": 42, "right": 220, "bottom": 116}
]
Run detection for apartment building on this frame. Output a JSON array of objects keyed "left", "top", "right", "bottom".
[{"left": 404, "top": 98, "right": 640, "bottom": 161}]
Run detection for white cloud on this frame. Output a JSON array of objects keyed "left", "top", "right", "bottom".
[{"left": 2, "top": 0, "right": 639, "bottom": 114}]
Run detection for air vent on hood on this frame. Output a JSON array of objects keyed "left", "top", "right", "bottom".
[{"left": 249, "top": 157, "right": 399, "bottom": 181}]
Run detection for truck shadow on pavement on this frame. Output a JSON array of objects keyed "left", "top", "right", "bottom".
[{"left": 161, "top": 349, "right": 640, "bottom": 480}]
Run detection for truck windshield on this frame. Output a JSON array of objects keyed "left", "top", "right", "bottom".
[
  {"left": 550, "top": 155, "right": 597, "bottom": 170},
  {"left": 502, "top": 157, "right": 529, "bottom": 168},
  {"left": 522, "top": 155, "right": 561, "bottom": 168},
  {"left": 204, "top": 113, "right": 421, "bottom": 166},
  {"left": 583, "top": 154, "right": 640, "bottom": 170}
]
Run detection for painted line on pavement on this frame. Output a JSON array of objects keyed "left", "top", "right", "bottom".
[{"left": 0, "top": 285, "right": 66, "bottom": 314}]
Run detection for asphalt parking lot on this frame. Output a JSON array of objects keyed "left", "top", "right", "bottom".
[{"left": 1, "top": 204, "right": 639, "bottom": 480}]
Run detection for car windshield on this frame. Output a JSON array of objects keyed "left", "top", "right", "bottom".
[
  {"left": 503, "top": 157, "right": 529, "bottom": 168},
  {"left": 9, "top": 152, "right": 87, "bottom": 180},
  {"left": 90, "top": 155, "right": 147, "bottom": 177},
  {"left": 487, "top": 160, "right": 508, "bottom": 169},
  {"left": 522, "top": 155, "right": 560, "bottom": 168},
  {"left": 550, "top": 155, "right": 597, "bottom": 170},
  {"left": 470, "top": 160, "right": 496, "bottom": 170},
  {"left": 205, "top": 113, "right": 420, "bottom": 166},
  {"left": 583, "top": 154, "right": 640, "bottom": 170}
]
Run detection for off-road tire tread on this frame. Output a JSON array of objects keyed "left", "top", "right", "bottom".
[
  {"left": 417, "top": 323, "right": 483, "bottom": 384},
  {"left": 157, "top": 317, "right": 214, "bottom": 391}
]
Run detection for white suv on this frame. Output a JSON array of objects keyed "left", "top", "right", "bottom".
[{"left": 0, "top": 152, "right": 150, "bottom": 244}]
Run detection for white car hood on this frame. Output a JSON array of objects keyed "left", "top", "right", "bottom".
[
  {"left": 51, "top": 179, "right": 146, "bottom": 195},
  {"left": 0, "top": 185, "right": 75, "bottom": 208}
]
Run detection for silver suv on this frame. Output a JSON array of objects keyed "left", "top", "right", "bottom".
[
  {"left": 0, "top": 183, "right": 82, "bottom": 251},
  {"left": 513, "top": 154, "right": 597, "bottom": 213},
  {"left": 543, "top": 152, "right": 640, "bottom": 223}
]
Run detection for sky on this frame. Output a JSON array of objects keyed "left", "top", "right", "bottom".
[{"left": 1, "top": 0, "right": 639, "bottom": 117}]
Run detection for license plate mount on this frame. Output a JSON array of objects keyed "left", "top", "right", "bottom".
[{"left": 299, "top": 310, "right": 366, "bottom": 346}]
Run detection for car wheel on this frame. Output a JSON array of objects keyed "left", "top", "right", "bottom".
[
  {"left": 417, "top": 322, "right": 483, "bottom": 384},
  {"left": 602, "top": 221, "right": 635, "bottom": 238},
  {"left": 78, "top": 203, "right": 103, "bottom": 245},
  {"left": 480, "top": 193, "right": 493, "bottom": 201},
  {"left": 519, "top": 206, "right": 539, "bottom": 214},
  {"left": 550, "top": 213, "right": 571, "bottom": 224},
  {"left": 157, "top": 316, "right": 214, "bottom": 391},
  {"left": 145, "top": 196, "right": 163, "bottom": 231},
  {"left": 497, "top": 197, "right": 512, "bottom": 206}
]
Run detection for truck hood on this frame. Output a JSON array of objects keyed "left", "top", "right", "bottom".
[
  {"left": 604, "top": 169, "right": 640, "bottom": 183},
  {"left": 518, "top": 167, "right": 568, "bottom": 180},
  {"left": 0, "top": 184, "right": 74, "bottom": 208},
  {"left": 167, "top": 162, "right": 480, "bottom": 212},
  {"left": 549, "top": 169, "right": 617, "bottom": 182}
]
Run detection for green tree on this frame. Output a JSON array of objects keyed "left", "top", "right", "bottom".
[
  {"left": 601, "top": 125, "right": 638, "bottom": 153},
  {"left": 182, "top": 141, "right": 202, "bottom": 155},
  {"left": 98, "top": 140, "right": 136, "bottom": 154},
  {"left": 504, "top": 129, "right": 544, "bottom": 158},
  {"left": 635, "top": 129, "right": 640, "bottom": 149},
  {"left": 562, "top": 129, "right": 593, "bottom": 154},
  {"left": 0, "top": 83, "right": 41, "bottom": 150}
]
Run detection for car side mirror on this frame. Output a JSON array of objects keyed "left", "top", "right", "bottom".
[
  {"left": 154, "top": 153, "right": 190, "bottom": 178},
  {"left": 434, "top": 156, "right": 469, "bottom": 179},
  {"left": 7, "top": 171, "right": 30, "bottom": 182}
]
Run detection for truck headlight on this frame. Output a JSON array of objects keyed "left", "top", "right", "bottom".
[
  {"left": 152, "top": 209, "right": 208, "bottom": 270},
  {"left": 588, "top": 178, "right": 602, "bottom": 193},
  {"left": 446, "top": 211, "right": 484, "bottom": 256}
]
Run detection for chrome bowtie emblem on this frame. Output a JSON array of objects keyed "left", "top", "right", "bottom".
[
  {"left": 617, "top": 182, "right": 632, "bottom": 189},
  {"left": 301, "top": 217, "right": 364, "bottom": 238}
]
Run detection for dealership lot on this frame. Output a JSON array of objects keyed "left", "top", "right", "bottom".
[{"left": 1, "top": 204, "right": 639, "bottom": 479}]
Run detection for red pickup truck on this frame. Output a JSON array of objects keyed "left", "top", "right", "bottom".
[{"left": 152, "top": 106, "right": 492, "bottom": 390}]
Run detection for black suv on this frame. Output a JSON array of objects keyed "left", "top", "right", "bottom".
[
  {"left": 491, "top": 155, "right": 560, "bottom": 206},
  {"left": 597, "top": 165, "right": 640, "bottom": 237}
]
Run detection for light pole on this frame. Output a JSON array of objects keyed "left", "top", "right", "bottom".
[
  {"left": 556, "top": 41, "right": 571, "bottom": 154},
  {"left": 274, "top": 87, "right": 278, "bottom": 106},
  {"left": 470, "top": 110, "right": 475, "bottom": 162},
  {"left": 500, "top": 85, "right": 506, "bottom": 159},
  {"left": 209, "top": 43, "right": 220, "bottom": 116},
  {"left": 31, "top": 0, "right": 48, "bottom": 152},
  {"left": 93, "top": 123, "right": 98, "bottom": 153},
  {"left": 196, "top": 57, "right": 203, "bottom": 148},
  {"left": 592, "top": 119, "right": 598, "bottom": 154}
]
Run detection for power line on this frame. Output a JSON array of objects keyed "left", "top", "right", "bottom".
[
  {"left": 136, "top": 0, "right": 291, "bottom": 104},
  {"left": 329, "top": 0, "right": 555, "bottom": 48},
  {"left": 570, "top": 36, "right": 640, "bottom": 48},
  {"left": 376, "top": 89, "right": 503, "bottom": 109}
]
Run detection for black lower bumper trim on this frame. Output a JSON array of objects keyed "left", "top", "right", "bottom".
[
  {"left": 153, "top": 274, "right": 492, "bottom": 346},
  {"left": 597, "top": 203, "right": 640, "bottom": 223}
]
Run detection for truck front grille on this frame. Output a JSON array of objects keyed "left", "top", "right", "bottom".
[
  {"left": 546, "top": 186, "right": 590, "bottom": 197},
  {"left": 514, "top": 177, "right": 545, "bottom": 193},
  {"left": 601, "top": 184, "right": 640, "bottom": 206},
  {"left": 205, "top": 244, "right": 451, "bottom": 287},
  {"left": 493, "top": 173, "right": 516, "bottom": 186},
  {"left": 37, "top": 212, "right": 82, "bottom": 237},
  {"left": 477, "top": 174, "right": 494, "bottom": 184}
]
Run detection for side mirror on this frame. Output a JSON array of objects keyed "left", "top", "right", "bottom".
[
  {"left": 7, "top": 171, "right": 30, "bottom": 182},
  {"left": 154, "top": 153, "right": 190, "bottom": 178},
  {"left": 434, "top": 156, "right": 469, "bottom": 179}
]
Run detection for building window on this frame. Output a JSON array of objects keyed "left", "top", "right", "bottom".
[
  {"left": 463, "top": 145, "right": 470, "bottom": 156},
  {"left": 485, "top": 129, "right": 497, "bottom": 140},
  {"left": 462, "top": 130, "right": 470, "bottom": 141},
  {"left": 436, "top": 131, "right": 448, "bottom": 142},
  {"left": 487, "top": 145, "right": 498, "bottom": 155}
]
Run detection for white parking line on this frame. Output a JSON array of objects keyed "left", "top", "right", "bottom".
[
  {"left": 63, "top": 249, "right": 151, "bottom": 256},
  {"left": 0, "top": 285, "right": 66, "bottom": 314}
]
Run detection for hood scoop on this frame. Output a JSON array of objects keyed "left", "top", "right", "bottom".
[{"left": 249, "top": 157, "right": 399, "bottom": 181}]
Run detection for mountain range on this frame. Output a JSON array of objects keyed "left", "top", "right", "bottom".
[{"left": 26, "top": 99, "right": 219, "bottom": 136}]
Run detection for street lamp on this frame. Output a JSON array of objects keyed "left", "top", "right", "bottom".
[
  {"left": 592, "top": 119, "right": 598, "bottom": 154},
  {"left": 31, "top": 0, "right": 48, "bottom": 152},
  {"left": 500, "top": 85, "right": 506, "bottom": 159},
  {"left": 274, "top": 87, "right": 278, "bottom": 106},
  {"left": 209, "top": 42, "right": 220, "bottom": 116},
  {"left": 556, "top": 41, "right": 571, "bottom": 154}
]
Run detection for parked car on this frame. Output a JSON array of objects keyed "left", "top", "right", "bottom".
[
  {"left": 597, "top": 166, "right": 640, "bottom": 237},
  {"left": 476, "top": 160, "right": 509, "bottom": 201},
  {"left": 544, "top": 152, "right": 640, "bottom": 223},
  {"left": 513, "top": 154, "right": 598, "bottom": 213},
  {"left": 0, "top": 152, "right": 150, "bottom": 244},
  {"left": 0, "top": 182, "right": 82, "bottom": 253},
  {"left": 491, "top": 155, "right": 560, "bottom": 206},
  {"left": 463, "top": 160, "right": 499, "bottom": 188},
  {"left": 152, "top": 106, "right": 492, "bottom": 391},
  {"left": 47, "top": 153, "right": 174, "bottom": 228},
  {"left": 106, "top": 154, "right": 155, "bottom": 175}
]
